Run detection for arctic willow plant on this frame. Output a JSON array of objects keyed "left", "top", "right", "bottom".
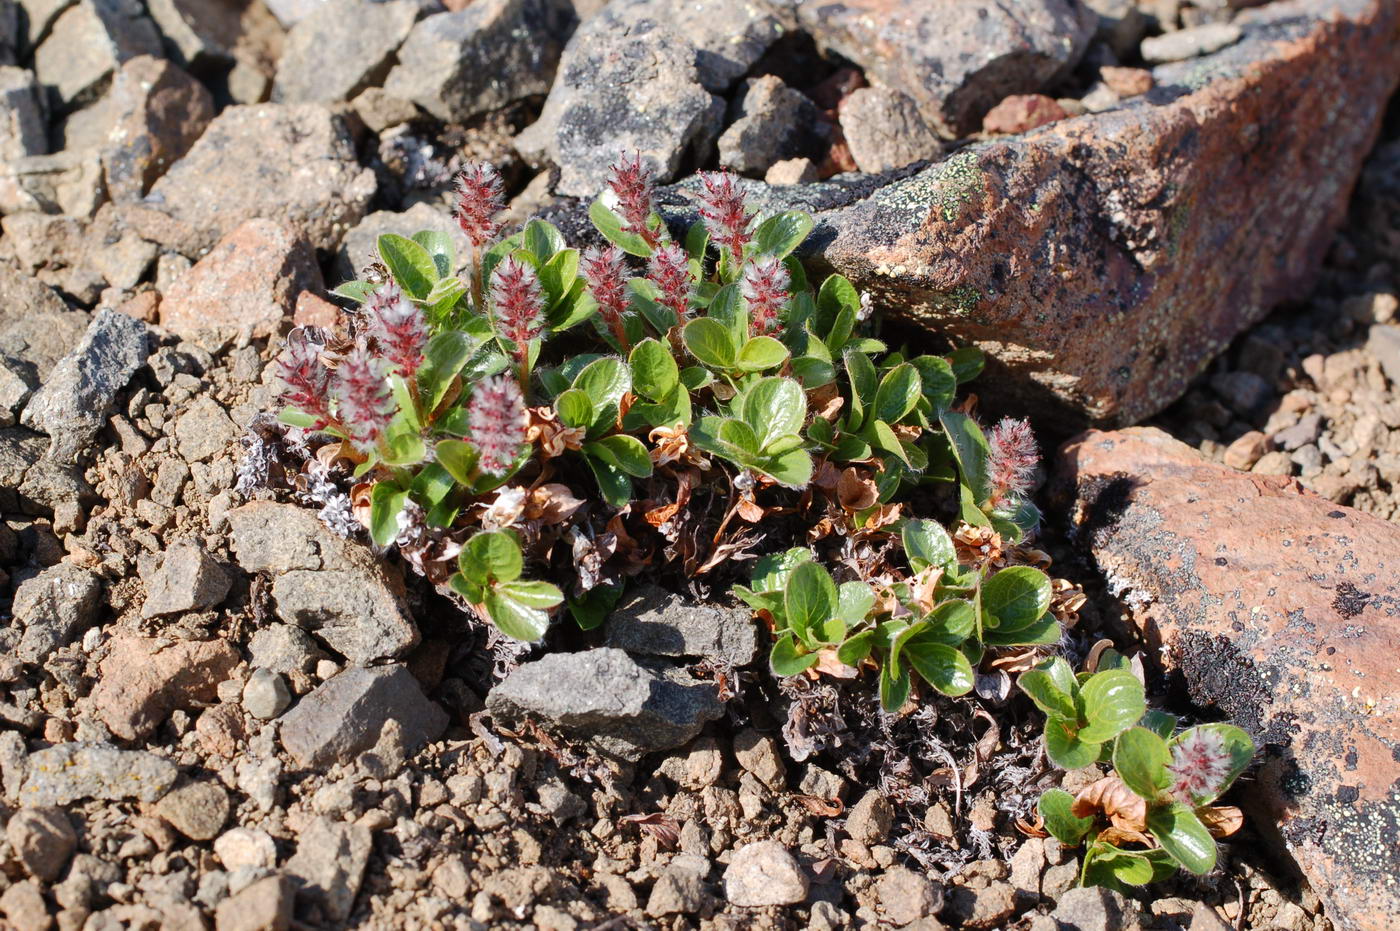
[
  {"left": 1023, "top": 654, "right": 1256, "bottom": 890},
  {"left": 275, "top": 156, "right": 1040, "bottom": 642}
]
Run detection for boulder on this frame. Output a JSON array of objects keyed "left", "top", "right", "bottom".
[
  {"left": 486, "top": 647, "right": 724, "bottom": 760},
  {"left": 141, "top": 103, "right": 376, "bottom": 255},
  {"left": 227, "top": 501, "right": 420, "bottom": 663},
  {"left": 1058, "top": 427, "right": 1400, "bottom": 931},
  {"left": 274, "top": 0, "right": 418, "bottom": 104},
  {"left": 382, "top": 0, "right": 575, "bottom": 123}
]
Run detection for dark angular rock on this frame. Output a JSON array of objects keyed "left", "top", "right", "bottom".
[
  {"left": 605, "top": 585, "right": 757, "bottom": 667},
  {"left": 278, "top": 665, "right": 448, "bottom": 769},
  {"left": 101, "top": 55, "right": 214, "bottom": 202},
  {"left": 717, "top": 75, "right": 823, "bottom": 177},
  {"left": 0, "top": 66, "right": 47, "bottom": 161}
]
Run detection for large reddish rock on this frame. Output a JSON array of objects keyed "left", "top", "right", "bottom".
[
  {"left": 158, "top": 218, "right": 323, "bottom": 338},
  {"left": 1059, "top": 427, "right": 1400, "bottom": 931},
  {"left": 90, "top": 633, "right": 241, "bottom": 741}
]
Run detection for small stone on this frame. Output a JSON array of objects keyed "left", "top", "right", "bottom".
[
  {"left": 20, "top": 309, "right": 148, "bottom": 464},
  {"left": 0, "top": 66, "right": 47, "bottom": 162},
  {"left": 764, "top": 158, "right": 818, "bottom": 185},
  {"left": 33, "top": 0, "right": 162, "bottom": 106},
  {"left": 6, "top": 807, "right": 77, "bottom": 880},
  {"left": 11, "top": 563, "right": 102, "bottom": 663},
  {"left": 285, "top": 818, "right": 372, "bottom": 923},
  {"left": 982, "top": 94, "right": 1068, "bottom": 135},
  {"left": 1273, "top": 413, "right": 1323, "bottom": 451},
  {"left": 91, "top": 633, "right": 240, "bottom": 740},
  {"left": 1252, "top": 450, "right": 1295, "bottom": 476},
  {"left": 1210, "top": 370, "right": 1272, "bottom": 418},
  {"left": 155, "top": 780, "right": 230, "bottom": 841},
  {"left": 1142, "top": 22, "right": 1242, "bottom": 63},
  {"left": 1052, "top": 886, "right": 1129, "bottom": 930},
  {"left": 876, "top": 866, "right": 943, "bottom": 925},
  {"left": 0, "top": 879, "right": 49, "bottom": 930},
  {"left": 141, "top": 540, "right": 232, "bottom": 617},
  {"left": 278, "top": 664, "right": 447, "bottom": 768},
  {"left": 717, "top": 74, "right": 822, "bottom": 177},
  {"left": 349, "top": 87, "right": 418, "bottom": 133},
  {"left": 722, "top": 840, "right": 808, "bottom": 907},
  {"left": 248, "top": 624, "right": 323, "bottom": 679},
  {"left": 160, "top": 219, "right": 324, "bottom": 340},
  {"left": 845, "top": 790, "right": 893, "bottom": 846},
  {"left": 1099, "top": 65, "right": 1152, "bottom": 97},
  {"left": 242, "top": 668, "right": 292, "bottom": 720},
  {"left": 605, "top": 584, "right": 758, "bottom": 667},
  {"left": 1223, "top": 430, "right": 1270, "bottom": 471},
  {"left": 215, "top": 873, "right": 293, "bottom": 931},
  {"left": 646, "top": 859, "right": 707, "bottom": 916},
  {"left": 946, "top": 882, "right": 1018, "bottom": 929},
  {"left": 839, "top": 86, "right": 943, "bottom": 174},
  {"left": 214, "top": 828, "right": 278, "bottom": 871},
  {"left": 274, "top": 0, "right": 418, "bottom": 104},
  {"left": 1042, "top": 861, "right": 1079, "bottom": 900},
  {"left": 732, "top": 728, "right": 786, "bottom": 791},
  {"left": 19, "top": 742, "right": 177, "bottom": 806},
  {"left": 1009, "top": 837, "right": 1045, "bottom": 899}
]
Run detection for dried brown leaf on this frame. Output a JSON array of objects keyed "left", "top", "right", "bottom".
[
  {"left": 794, "top": 795, "right": 844, "bottom": 817},
  {"left": 620, "top": 813, "right": 680, "bottom": 849},
  {"left": 837, "top": 467, "right": 879, "bottom": 512},
  {"left": 1072, "top": 775, "right": 1147, "bottom": 832},
  {"left": 1199, "top": 805, "right": 1244, "bottom": 838}
]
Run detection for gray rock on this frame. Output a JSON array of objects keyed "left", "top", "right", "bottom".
[
  {"left": 141, "top": 540, "right": 232, "bottom": 618},
  {"left": 1083, "top": 0, "right": 1147, "bottom": 59},
  {"left": 215, "top": 873, "right": 295, "bottom": 931},
  {"left": 1141, "top": 22, "right": 1242, "bottom": 63},
  {"left": 605, "top": 585, "right": 756, "bottom": 667},
  {"left": 20, "top": 309, "right": 148, "bottom": 464},
  {"left": 722, "top": 840, "right": 807, "bottom": 907},
  {"left": 0, "top": 66, "right": 47, "bottom": 162},
  {"left": 1274, "top": 412, "right": 1323, "bottom": 451},
  {"left": 17, "top": 0, "right": 72, "bottom": 48},
  {"left": 242, "top": 668, "right": 292, "bottom": 720},
  {"left": 0, "top": 354, "right": 37, "bottom": 426},
  {"left": 732, "top": 728, "right": 785, "bottom": 790},
  {"left": 154, "top": 780, "right": 230, "bottom": 841},
  {"left": 278, "top": 664, "right": 447, "bottom": 768},
  {"left": 1210, "top": 370, "right": 1271, "bottom": 418},
  {"left": 1051, "top": 886, "right": 1129, "bottom": 930},
  {"left": 0, "top": 0, "right": 16, "bottom": 64},
  {"left": 839, "top": 86, "right": 943, "bottom": 174},
  {"left": 717, "top": 75, "right": 822, "bottom": 177},
  {"left": 142, "top": 0, "right": 244, "bottom": 71},
  {"left": 262, "top": 0, "right": 326, "bottom": 27},
  {"left": 174, "top": 396, "right": 237, "bottom": 462},
  {"left": 100, "top": 55, "right": 214, "bottom": 202},
  {"left": 248, "top": 624, "right": 324, "bottom": 677},
  {"left": 776, "top": 0, "right": 1095, "bottom": 136},
  {"left": 0, "top": 266, "right": 87, "bottom": 378},
  {"left": 284, "top": 818, "right": 371, "bottom": 922},
  {"left": 32, "top": 0, "right": 162, "bottom": 107},
  {"left": 486, "top": 648, "right": 724, "bottom": 761},
  {"left": 845, "top": 789, "right": 892, "bottom": 845},
  {"left": 1367, "top": 323, "right": 1400, "bottom": 385},
  {"left": 875, "top": 866, "right": 943, "bottom": 925},
  {"left": 515, "top": 19, "right": 724, "bottom": 197},
  {"left": 0, "top": 148, "right": 105, "bottom": 216},
  {"left": 6, "top": 807, "right": 77, "bottom": 880},
  {"left": 646, "top": 856, "right": 708, "bottom": 917},
  {"left": 18, "top": 742, "right": 177, "bottom": 806},
  {"left": 142, "top": 103, "right": 377, "bottom": 255},
  {"left": 274, "top": 0, "right": 418, "bottom": 104},
  {"left": 0, "top": 427, "right": 93, "bottom": 515},
  {"left": 227, "top": 501, "right": 419, "bottom": 664},
  {"left": 12, "top": 563, "right": 102, "bottom": 663}
]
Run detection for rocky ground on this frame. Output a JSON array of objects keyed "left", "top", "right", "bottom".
[{"left": 0, "top": 0, "right": 1398, "bottom": 929}]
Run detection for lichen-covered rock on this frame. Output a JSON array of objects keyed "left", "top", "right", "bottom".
[
  {"left": 1058, "top": 427, "right": 1400, "bottom": 931},
  {"left": 274, "top": 0, "right": 418, "bottom": 104},
  {"left": 18, "top": 743, "right": 177, "bottom": 806},
  {"left": 142, "top": 103, "right": 376, "bottom": 255}
]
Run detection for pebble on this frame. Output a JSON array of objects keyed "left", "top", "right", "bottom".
[
  {"left": 6, "top": 806, "right": 77, "bottom": 880},
  {"left": 1141, "top": 22, "right": 1242, "bottom": 63},
  {"left": 19, "top": 742, "right": 176, "bottom": 806},
  {"left": 214, "top": 873, "right": 294, "bottom": 931},
  {"left": 214, "top": 827, "right": 278, "bottom": 871},
  {"left": 845, "top": 790, "right": 893, "bottom": 846},
  {"left": 722, "top": 840, "right": 808, "bottom": 907},
  {"left": 242, "top": 668, "right": 292, "bottom": 720},
  {"left": 732, "top": 728, "right": 786, "bottom": 791},
  {"left": 876, "top": 866, "right": 943, "bottom": 925},
  {"left": 155, "top": 780, "right": 231, "bottom": 841}
]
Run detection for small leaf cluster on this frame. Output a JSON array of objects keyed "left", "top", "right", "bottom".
[
  {"left": 1023, "top": 655, "right": 1257, "bottom": 889},
  {"left": 736, "top": 515, "right": 1059, "bottom": 711}
]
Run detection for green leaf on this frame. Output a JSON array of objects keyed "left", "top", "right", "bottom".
[
  {"left": 1169, "top": 724, "right": 1255, "bottom": 805},
  {"left": 791, "top": 355, "right": 837, "bottom": 388},
  {"left": 1113, "top": 726, "right": 1173, "bottom": 800},
  {"left": 369, "top": 483, "right": 406, "bottom": 547},
  {"left": 756, "top": 447, "right": 814, "bottom": 488},
  {"left": 753, "top": 211, "right": 813, "bottom": 258},
  {"left": 484, "top": 587, "right": 552, "bottom": 642},
  {"left": 524, "top": 219, "right": 566, "bottom": 262},
  {"left": 947, "top": 346, "right": 985, "bottom": 384},
  {"left": 572, "top": 356, "right": 632, "bottom": 432},
  {"left": 902, "top": 518, "right": 955, "bottom": 574},
  {"left": 460, "top": 531, "right": 523, "bottom": 586},
  {"left": 1038, "top": 789, "right": 1094, "bottom": 845},
  {"left": 684, "top": 219, "right": 709, "bottom": 260},
  {"left": 1147, "top": 803, "right": 1217, "bottom": 875},
  {"left": 1019, "top": 667, "right": 1078, "bottom": 720},
  {"left": 740, "top": 376, "right": 807, "bottom": 450},
  {"left": 683, "top": 317, "right": 738, "bottom": 369},
  {"left": 844, "top": 349, "right": 878, "bottom": 431},
  {"left": 539, "top": 247, "right": 579, "bottom": 306},
  {"left": 771, "top": 632, "right": 819, "bottom": 677},
  {"left": 569, "top": 584, "right": 622, "bottom": 631},
  {"left": 903, "top": 640, "right": 974, "bottom": 696},
  {"left": 1084, "top": 844, "right": 1157, "bottom": 887},
  {"left": 1045, "top": 719, "right": 1099, "bottom": 770},
  {"left": 982, "top": 612, "right": 1061, "bottom": 646},
  {"left": 982, "top": 566, "right": 1053, "bottom": 631},
  {"left": 749, "top": 547, "right": 813, "bottom": 593},
  {"left": 279, "top": 405, "right": 318, "bottom": 429},
  {"left": 737, "top": 335, "right": 790, "bottom": 372},
  {"left": 817, "top": 273, "right": 860, "bottom": 325},
  {"left": 836, "top": 629, "right": 876, "bottom": 666},
  {"left": 629, "top": 338, "right": 680, "bottom": 401},
  {"left": 498, "top": 578, "right": 564, "bottom": 609},
  {"left": 836, "top": 581, "right": 875, "bottom": 626},
  {"left": 940, "top": 410, "right": 992, "bottom": 505},
  {"left": 879, "top": 659, "right": 911, "bottom": 712},
  {"left": 554, "top": 388, "right": 594, "bottom": 429},
  {"left": 435, "top": 439, "right": 478, "bottom": 484},
  {"left": 718, "top": 417, "right": 762, "bottom": 457},
  {"left": 910, "top": 355, "right": 957, "bottom": 413},
  {"left": 586, "top": 434, "right": 653, "bottom": 477},
  {"left": 588, "top": 199, "right": 652, "bottom": 257},
  {"left": 418, "top": 330, "right": 479, "bottom": 413},
  {"left": 584, "top": 453, "right": 634, "bottom": 508},
  {"left": 1141, "top": 710, "right": 1179, "bottom": 740},
  {"left": 1079, "top": 670, "right": 1147, "bottom": 744},
  {"left": 377, "top": 233, "right": 439, "bottom": 299},
  {"left": 332, "top": 280, "right": 376, "bottom": 303},
  {"left": 874, "top": 363, "right": 922, "bottom": 424},
  {"left": 707, "top": 283, "right": 748, "bottom": 345},
  {"left": 785, "top": 561, "right": 837, "bottom": 646},
  {"left": 411, "top": 230, "right": 455, "bottom": 278}
]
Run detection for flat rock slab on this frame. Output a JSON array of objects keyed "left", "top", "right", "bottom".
[
  {"left": 486, "top": 648, "right": 724, "bottom": 761},
  {"left": 605, "top": 585, "right": 757, "bottom": 667},
  {"left": 1058, "top": 427, "right": 1400, "bottom": 931},
  {"left": 18, "top": 743, "right": 177, "bottom": 806},
  {"left": 278, "top": 665, "right": 447, "bottom": 769}
]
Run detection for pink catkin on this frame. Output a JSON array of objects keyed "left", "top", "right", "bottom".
[
  {"left": 697, "top": 171, "right": 750, "bottom": 258},
  {"left": 1167, "top": 728, "right": 1235, "bottom": 806},
  {"left": 581, "top": 245, "right": 630, "bottom": 342},
  {"left": 453, "top": 162, "right": 504, "bottom": 247},
  {"left": 469, "top": 375, "right": 529, "bottom": 475},
  {"left": 607, "top": 153, "right": 659, "bottom": 247},
  {"left": 276, "top": 339, "right": 333, "bottom": 429},
  {"left": 490, "top": 257, "right": 545, "bottom": 349},
  {"left": 648, "top": 243, "right": 692, "bottom": 322},
  {"left": 366, "top": 283, "right": 428, "bottom": 378},
  {"left": 333, "top": 344, "right": 395, "bottom": 454},
  {"left": 741, "top": 256, "right": 789, "bottom": 335},
  {"left": 986, "top": 417, "right": 1039, "bottom": 505}
]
